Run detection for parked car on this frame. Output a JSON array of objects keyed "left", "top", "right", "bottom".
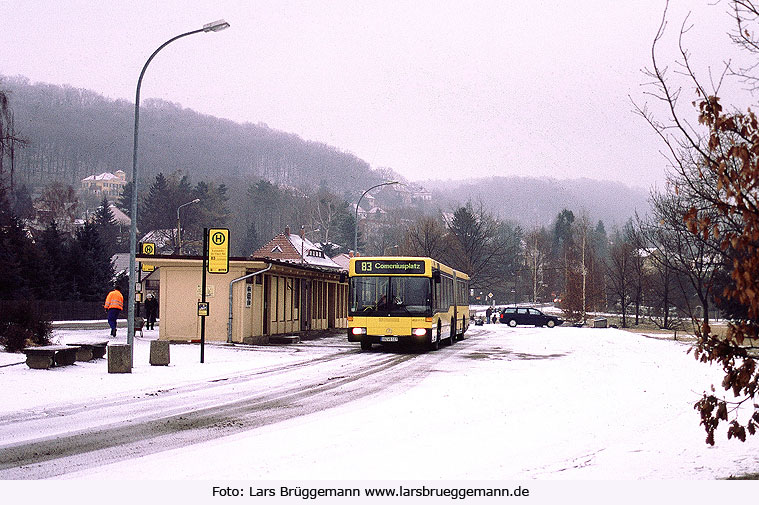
[{"left": 499, "top": 307, "right": 563, "bottom": 328}]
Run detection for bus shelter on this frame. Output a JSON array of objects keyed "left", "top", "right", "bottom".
[{"left": 135, "top": 255, "right": 348, "bottom": 344}]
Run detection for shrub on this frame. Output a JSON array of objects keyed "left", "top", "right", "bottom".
[{"left": 0, "top": 302, "right": 52, "bottom": 353}]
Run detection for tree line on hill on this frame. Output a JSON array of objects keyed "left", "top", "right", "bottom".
[{"left": 0, "top": 75, "right": 387, "bottom": 196}]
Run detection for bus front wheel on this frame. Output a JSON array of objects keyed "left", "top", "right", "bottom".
[{"left": 360, "top": 340, "right": 372, "bottom": 351}]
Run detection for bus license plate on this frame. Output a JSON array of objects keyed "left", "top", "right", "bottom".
[{"left": 381, "top": 336, "right": 398, "bottom": 342}]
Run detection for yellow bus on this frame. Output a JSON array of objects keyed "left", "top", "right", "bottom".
[{"left": 348, "top": 256, "right": 470, "bottom": 351}]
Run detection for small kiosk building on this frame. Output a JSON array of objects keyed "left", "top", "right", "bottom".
[{"left": 137, "top": 255, "right": 348, "bottom": 344}]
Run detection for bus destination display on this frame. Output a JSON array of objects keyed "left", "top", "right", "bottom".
[{"left": 355, "top": 259, "right": 426, "bottom": 275}]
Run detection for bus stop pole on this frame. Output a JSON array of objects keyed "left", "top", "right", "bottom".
[{"left": 200, "top": 228, "right": 207, "bottom": 363}]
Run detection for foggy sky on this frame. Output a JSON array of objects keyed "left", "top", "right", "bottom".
[{"left": 0, "top": 0, "right": 745, "bottom": 189}]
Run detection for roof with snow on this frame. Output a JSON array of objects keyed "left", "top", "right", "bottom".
[
  {"left": 82, "top": 172, "right": 124, "bottom": 182},
  {"left": 331, "top": 253, "right": 351, "bottom": 270},
  {"left": 252, "top": 228, "right": 342, "bottom": 270},
  {"left": 109, "top": 204, "right": 131, "bottom": 226}
]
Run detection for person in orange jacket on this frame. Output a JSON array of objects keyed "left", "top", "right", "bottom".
[{"left": 104, "top": 286, "right": 124, "bottom": 337}]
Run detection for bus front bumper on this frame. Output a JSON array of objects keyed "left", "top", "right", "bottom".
[{"left": 348, "top": 328, "right": 432, "bottom": 345}]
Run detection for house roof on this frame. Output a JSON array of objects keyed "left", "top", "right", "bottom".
[
  {"left": 140, "top": 229, "right": 174, "bottom": 250},
  {"left": 109, "top": 204, "right": 131, "bottom": 226},
  {"left": 111, "top": 252, "right": 132, "bottom": 276},
  {"left": 82, "top": 172, "right": 124, "bottom": 182},
  {"left": 253, "top": 228, "right": 342, "bottom": 270},
  {"left": 331, "top": 253, "right": 351, "bottom": 270}
]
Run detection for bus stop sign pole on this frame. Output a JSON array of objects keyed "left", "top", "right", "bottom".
[{"left": 200, "top": 227, "right": 208, "bottom": 363}]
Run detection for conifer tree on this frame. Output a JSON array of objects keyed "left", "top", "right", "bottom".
[
  {"left": 117, "top": 181, "right": 133, "bottom": 217},
  {"left": 69, "top": 221, "right": 114, "bottom": 302},
  {"left": 36, "top": 221, "right": 71, "bottom": 300},
  {"left": 92, "top": 196, "right": 118, "bottom": 258}
]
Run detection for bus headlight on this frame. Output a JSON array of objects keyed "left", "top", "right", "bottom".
[
  {"left": 351, "top": 327, "right": 367, "bottom": 335},
  {"left": 412, "top": 328, "right": 428, "bottom": 337}
]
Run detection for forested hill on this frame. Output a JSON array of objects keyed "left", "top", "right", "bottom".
[
  {"left": 4, "top": 75, "right": 650, "bottom": 229},
  {"left": 2, "top": 75, "right": 384, "bottom": 192},
  {"left": 430, "top": 176, "right": 651, "bottom": 229}
]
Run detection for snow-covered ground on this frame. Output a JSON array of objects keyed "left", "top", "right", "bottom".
[{"left": 1, "top": 322, "right": 757, "bottom": 502}]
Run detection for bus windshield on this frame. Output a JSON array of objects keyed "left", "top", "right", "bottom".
[{"left": 349, "top": 276, "right": 431, "bottom": 316}]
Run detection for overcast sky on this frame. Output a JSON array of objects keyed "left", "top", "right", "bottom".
[{"left": 0, "top": 1, "right": 745, "bottom": 189}]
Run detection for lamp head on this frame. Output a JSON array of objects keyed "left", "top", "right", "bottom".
[{"left": 203, "top": 19, "right": 230, "bottom": 32}]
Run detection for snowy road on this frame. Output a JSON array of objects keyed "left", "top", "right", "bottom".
[
  {"left": 0, "top": 329, "right": 482, "bottom": 479},
  {"left": 2, "top": 323, "right": 759, "bottom": 481}
]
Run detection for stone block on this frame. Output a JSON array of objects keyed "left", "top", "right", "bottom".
[
  {"left": 54, "top": 347, "right": 78, "bottom": 366},
  {"left": 26, "top": 353, "right": 54, "bottom": 369},
  {"left": 268, "top": 335, "right": 300, "bottom": 344},
  {"left": 108, "top": 344, "right": 132, "bottom": 373},
  {"left": 73, "top": 346, "right": 94, "bottom": 362},
  {"left": 593, "top": 317, "right": 608, "bottom": 328},
  {"left": 243, "top": 335, "right": 269, "bottom": 345},
  {"left": 149, "top": 340, "right": 170, "bottom": 366}
]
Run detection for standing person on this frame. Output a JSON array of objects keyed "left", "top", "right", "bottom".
[
  {"left": 485, "top": 306, "right": 492, "bottom": 324},
  {"left": 145, "top": 293, "right": 158, "bottom": 330},
  {"left": 104, "top": 285, "right": 124, "bottom": 337}
]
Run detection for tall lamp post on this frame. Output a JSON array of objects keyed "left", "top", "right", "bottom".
[
  {"left": 128, "top": 19, "right": 230, "bottom": 355},
  {"left": 353, "top": 181, "right": 399, "bottom": 255},
  {"left": 176, "top": 198, "right": 201, "bottom": 254}
]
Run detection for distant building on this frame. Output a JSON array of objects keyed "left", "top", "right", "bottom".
[
  {"left": 411, "top": 186, "right": 432, "bottom": 202},
  {"left": 140, "top": 229, "right": 176, "bottom": 255},
  {"left": 108, "top": 203, "right": 131, "bottom": 229},
  {"left": 393, "top": 183, "right": 432, "bottom": 206},
  {"left": 352, "top": 203, "right": 368, "bottom": 220},
  {"left": 81, "top": 170, "right": 127, "bottom": 200}
]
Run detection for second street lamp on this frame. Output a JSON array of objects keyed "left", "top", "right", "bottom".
[
  {"left": 177, "top": 198, "right": 201, "bottom": 255},
  {"left": 353, "top": 181, "right": 399, "bottom": 256},
  {"left": 127, "top": 19, "right": 230, "bottom": 356}
]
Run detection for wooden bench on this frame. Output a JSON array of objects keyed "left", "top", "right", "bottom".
[
  {"left": 23, "top": 345, "right": 81, "bottom": 369},
  {"left": 67, "top": 341, "right": 109, "bottom": 361}
]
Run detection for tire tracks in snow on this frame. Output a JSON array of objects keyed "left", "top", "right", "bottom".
[{"left": 0, "top": 342, "right": 467, "bottom": 479}]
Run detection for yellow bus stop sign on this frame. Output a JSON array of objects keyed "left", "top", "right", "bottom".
[
  {"left": 208, "top": 228, "right": 229, "bottom": 274},
  {"left": 141, "top": 242, "right": 155, "bottom": 272}
]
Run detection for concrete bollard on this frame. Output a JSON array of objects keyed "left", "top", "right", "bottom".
[
  {"left": 149, "top": 340, "right": 170, "bottom": 366},
  {"left": 593, "top": 317, "right": 608, "bottom": 328},
  {"left": 108, "top": 344, "right": 132, "bottom": 373}
]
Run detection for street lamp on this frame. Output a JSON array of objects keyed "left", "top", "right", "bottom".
[
  {"left": 127, "top": 19, "right": 230, "bottom": 354},
  {"left": 176, "top": 198, "right": 201, "bottom": 254},
  {"left": 353, "top": 181, "right": 399, "bottom": 255}
]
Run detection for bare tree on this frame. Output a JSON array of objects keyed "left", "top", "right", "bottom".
[
  {"left": 402, "top": 214, "right": 449, "bottom": 258},
  {"left": 605, "top": 229, "right": 637, "bottom": 328},
  {"left": 0, "top": 87, "right": 25, "bottom": 188},
  {"left": 445, "top": 202, "right": 521, "bottom": 291},
  {"left": 523, "top": 226, "right": 552, "bottom": 303},
  {"left": 636, "top": 0, "right": 759, "bottom": 444},
  {"left": 35, "top": 182, "right": 80, "bottom": 234}
]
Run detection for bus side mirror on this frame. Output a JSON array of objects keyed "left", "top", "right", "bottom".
[
  {"left": 432, "top": 270, "right": 441, "bottom": 283},
  {"left": 339, "top": 272, "right": 347, "bottom": 283}
]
